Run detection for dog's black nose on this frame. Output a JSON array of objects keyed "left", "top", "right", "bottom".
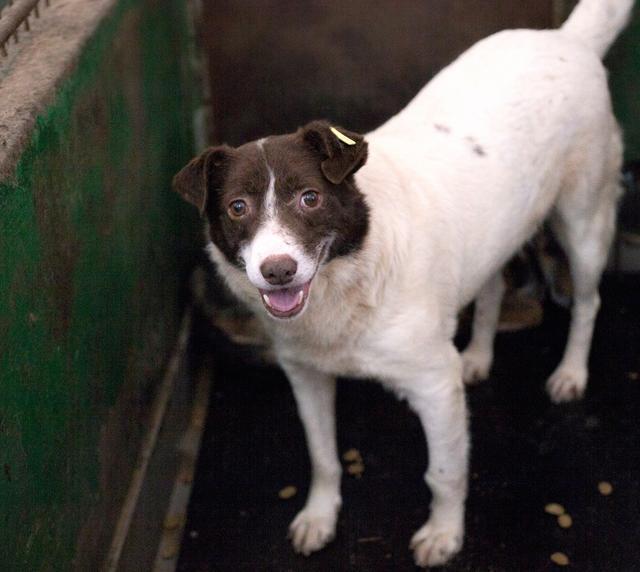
[{"left": 260, "top": 255, "right": 297, "bottom": 285}]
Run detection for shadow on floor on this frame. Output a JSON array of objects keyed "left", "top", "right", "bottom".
[{"left": 178, "top": 276, "right": 640, "bottom": 571}]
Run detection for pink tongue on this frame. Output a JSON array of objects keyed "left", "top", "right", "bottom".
[{"left": 267, "top": 287, "right": 302, "bottom": 312}]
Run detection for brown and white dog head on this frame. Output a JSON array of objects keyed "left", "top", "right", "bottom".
[{"left": 173, "top": 120, "right": 369, "bottom": 320}]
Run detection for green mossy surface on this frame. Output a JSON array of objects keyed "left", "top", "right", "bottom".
[
  {"left": 0, "top": 1, "right": 195, "bottom": 569},
  {"left": 608, "top": 5, "right": 640, "bottom": 163}
]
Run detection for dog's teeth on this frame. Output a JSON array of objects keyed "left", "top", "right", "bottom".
[
  {"left": 297, "top": 290, "right": 304, "bottom": 304},
  {"left": 263, "top": 294, "right": 272, "bottom": 307}
]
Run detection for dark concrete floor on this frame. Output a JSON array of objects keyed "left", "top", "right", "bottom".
[{"left": 178, "top": 275, "right": 640, "bottom": 571}]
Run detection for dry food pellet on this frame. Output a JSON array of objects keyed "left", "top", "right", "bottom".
[
  {"left": 163, "top": 513, "right": 185, "bottom": 530},
  {"left": 161, "top": 538, "right": 181, "bottom": 560},
  {"left": 558, "top": 514, "right": 573, "bottom": 528},
  {"left": 598, "top": 481, "right": 613, "bottom": 495},
  {"left": 627, "top": 372, "right": 639, "bottom": 381},
  {"left": 544, "top": 503, "right": 565, "bottom": 516},
  {"left": 192, "top": 408, "right": 206, "bottom": 429},
  {"left": 357, "top": 536, "right": 382, "bottom": 543},
  {"left": 278, "top": 485, "right": 297, "bottom": 499},
  {"left": 550, "top": 552, "right": 570, "bottom": 566},
  {"left": 346, "top": 461, "right": 365, "bottom": 477},
  {"left": 343, "top": 448, "right": 362, "bottom": 462}
]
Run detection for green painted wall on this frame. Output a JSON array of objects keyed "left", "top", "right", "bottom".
[
  {"left": 608, "top": 5, "right": 640, "bottom": 163},
  {"left": 0, "top": 1, "right": 196, "bottom": 570}
]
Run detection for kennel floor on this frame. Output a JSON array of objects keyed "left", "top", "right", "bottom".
[{"left": 177, "top": 275, "right": 640, "bottom": 571}]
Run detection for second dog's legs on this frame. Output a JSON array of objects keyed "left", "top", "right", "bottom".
[
  {"left": 546, "top": 123, "right": 622, "bottom": 402},
  {"left": 547, "top": 195, "right": 617, "bottom": 402},
  {"left": 280, "top": 360, "right": 342, "bottom": 555},
  {"left": 461, "top": 272, "right": 506, "bottom": 384}
]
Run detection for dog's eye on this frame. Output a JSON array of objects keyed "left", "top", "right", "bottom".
[
  {"left": 300, "top": 190, "right": 320, "bottom": 209},
  {"left": 228, "top": 199, "right": 248, "bottom": 218}
]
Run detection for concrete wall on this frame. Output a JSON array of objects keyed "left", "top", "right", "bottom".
[
  {"left": 202, "top": 1, "right": 553, "bottom": 144},
  {"left": 203, "top": 1, "right": 639, "bottom": 161},
  {"left": 0, "top": 1, "right": 196, "bottom": 569}
]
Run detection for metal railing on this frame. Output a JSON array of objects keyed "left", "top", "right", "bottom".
[{"left": 0, "top": 0, "right": 50, "bottom": 57}]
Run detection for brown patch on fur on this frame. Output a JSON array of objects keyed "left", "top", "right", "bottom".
[
  {"left": 174, "top": 121, "right": 370, "bottom": 266},
  {"left": 259, "top": 127, "right": 369, "bottom": 259},
  {"left": 209, "top": 144, "right": 270, "bottom": 265}
]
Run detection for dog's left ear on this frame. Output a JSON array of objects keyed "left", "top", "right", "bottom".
[{"left": 299, "top": 120, "right": 368, "bottom": 184}]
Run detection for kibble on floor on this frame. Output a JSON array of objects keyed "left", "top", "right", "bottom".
[{"left": 178, "top": 276, "right": 640, "bottom": 571}]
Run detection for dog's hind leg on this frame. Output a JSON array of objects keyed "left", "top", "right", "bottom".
[
  {"left": 461, "top": 272, "right": 506, "bottom": 384},
  {"left": 280, "top": 360, "right": 342, "bottom": 556},
  {"left": 546, "top": 167, "right": 620, "bottom": 403},
  {"left": 401, "top": 344, "right": 469, "bottom": 567}
]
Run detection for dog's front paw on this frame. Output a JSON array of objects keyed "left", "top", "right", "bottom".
[
  {"left": 410, "top": 520, "right": 463, "bottom": 568},
  {"left": 546, "top": 366, "right": 587, "bottom": 403},
  {"left": 288, "top": 506, "right": 338, "bottom": 556},
  {"left": 461, "top": 346, "right": 492, "bottom": 385}
]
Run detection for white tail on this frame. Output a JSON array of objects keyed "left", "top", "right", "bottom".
[{"left": 561, "top": 0, "right": 635, "bottom": 58}]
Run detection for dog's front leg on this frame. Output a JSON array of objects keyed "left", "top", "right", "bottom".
[
  {"left": 401, "top": 345, "right": 469, "bottom": 568},
  {"left": 280, "top": 359, "right": 341, "bottom": 556}
]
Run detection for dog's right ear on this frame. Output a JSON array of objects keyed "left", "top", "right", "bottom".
[
  {"left": 173, "top": 146, "right": 235, "bottom": 216},
  {"left": 299, "top": 120, "right": 368, "bottom": 185}
]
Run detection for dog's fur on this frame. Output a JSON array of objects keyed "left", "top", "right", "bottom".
[{"left": 174, "top": 0, "right": 634, "bottom": 566}]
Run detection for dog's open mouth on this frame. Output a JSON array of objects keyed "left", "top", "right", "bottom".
[{"left": 259, "top": 281, "right": 311, "bottom": 319}]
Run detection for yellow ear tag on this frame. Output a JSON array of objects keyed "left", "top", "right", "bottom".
[{"left": 330, "top": 126, "right": 357, "bottom": 146}]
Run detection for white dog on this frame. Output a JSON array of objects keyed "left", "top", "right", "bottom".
[{"left": 174, "top": 0, "right": 633, "bottom": 566}]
